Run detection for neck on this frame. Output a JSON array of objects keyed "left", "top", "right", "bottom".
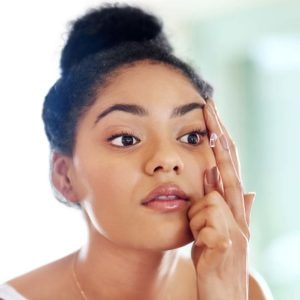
[{"left": 74, "top": 231, "right": 179, "bottom": 300}]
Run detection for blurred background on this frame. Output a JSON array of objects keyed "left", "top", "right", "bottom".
[{"left": 0, "top": 0, "right": 299, "bottom": 298}]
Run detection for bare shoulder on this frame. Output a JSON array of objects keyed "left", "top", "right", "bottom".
[
  {"left": 170, "top": 254, "right": 198, "bottom": 300},
  {"left": 7, "top": 252, "right": 78, "bottom": 300},
  {"left": 249, "top": 271, "right": 274, "bottom": 300}
]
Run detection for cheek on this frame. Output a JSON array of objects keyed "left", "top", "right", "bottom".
[
  {"left": 81, "top": 158, "right": 139, "bottom": 205},
  {"left": 78, "top": 157, "right": 141, "bottom": 231},
  {"left": 97, "top": 165, "right": 137, "bottom": 202}
]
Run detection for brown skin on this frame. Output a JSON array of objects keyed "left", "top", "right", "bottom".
[{"left": 8, "top": 61, "right": 269, "bottom": 299}]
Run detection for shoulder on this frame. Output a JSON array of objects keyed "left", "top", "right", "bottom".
[
  {"left": 171, "top": 254, "right": 198, "bottom": 300},
  {"left": 0, "top": 284, "right": 26, "bottom": 300},
  {"left": 249, "top": 271, "right": 274, "bottom": 300},
  {"left": 6, "top": 252, "right": 78, "bottom": 300}
]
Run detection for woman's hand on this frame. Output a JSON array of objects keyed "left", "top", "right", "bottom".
[{"left": 188, "top": 99, "right": 254, "bottom": 299}]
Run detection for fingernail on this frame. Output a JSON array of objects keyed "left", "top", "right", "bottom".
[
  {"left": 195, "top": 235, "right": 203, "bottom": 246},
  {"left": 206, "top": 166, "right": 218, "bottom": 185},
  {"left": 245, "top": 192, "right": 256, "bottom": 198},
  {"left": 220, "top": 134, "right": 229, "bottom": 150},
  {"left": 209, "top": 132, "right": 218, "bottom": 147}
]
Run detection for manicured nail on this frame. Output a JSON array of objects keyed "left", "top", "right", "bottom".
[
  {"left": 195, "top": 235, "right": 203, "bottom": 246},
  {"left": 220, "top": 134, "right": 229, "bottom": 150},
  {"left": 245, "top": 192, "right": 256, "bottom": 200},
  {"left": 209, "top": 132, "right": 218, "bottom": 148},
  {"left": 206, "top": 166, "right": 218, "bottom": 185}
]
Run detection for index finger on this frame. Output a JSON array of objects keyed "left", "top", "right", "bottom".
[
  {"left": 207, "top": 98, "right": 242, "bottom": 180},
  {"left": 204, "top": 103, "right": 247, "bottom": 227}
]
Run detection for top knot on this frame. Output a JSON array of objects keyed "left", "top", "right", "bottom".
[{"left": 60, "top": 4, "right": 171, "bottom": 75}]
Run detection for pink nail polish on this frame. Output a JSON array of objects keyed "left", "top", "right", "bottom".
[
  {"left": 206, "top": 166, "right": 218, "bottom": 185},
  {"left": 209, "top": 132, "right": 218, "bottom": 147}
]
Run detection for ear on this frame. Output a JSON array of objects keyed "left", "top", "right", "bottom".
[{"left": 51, "top": 152, "right": 80, "bottom": 203}]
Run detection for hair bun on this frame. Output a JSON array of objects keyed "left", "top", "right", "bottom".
[{"left": 60, "top": 4, "right": 170, "bottom": 74}]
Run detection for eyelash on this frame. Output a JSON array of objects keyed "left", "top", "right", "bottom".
[
  {"left": 107, "top": 128, "right": 208, "bottom": 148},
  {"left": 178, "top": 129, "right": 208, "bottom": 146},
  {"left": 107, "top": 131, "right": 140, "bottom": 148}
]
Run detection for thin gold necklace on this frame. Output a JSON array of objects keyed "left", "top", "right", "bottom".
[{"left": 71, "top": 252, "right": 89, "bottom": 300}]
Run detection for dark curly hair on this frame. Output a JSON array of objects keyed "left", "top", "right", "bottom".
[{"left": 42, "top": 3, "right": 213, "bottom": 156}]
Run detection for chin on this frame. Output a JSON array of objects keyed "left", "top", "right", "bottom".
[
  {"left": 143, "top": 224, "right": 194, "bottom": 252},
  {"left": 162, "top": 233, "right": 194, "bottom": 251}
]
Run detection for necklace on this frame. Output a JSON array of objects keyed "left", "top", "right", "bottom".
[{"left": 71, "top": 252, "right": 89, "bottom": 300}]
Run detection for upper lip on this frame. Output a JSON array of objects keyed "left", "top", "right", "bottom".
[{"left": 142, "top": 183, "right": 189, "bottom": 204}]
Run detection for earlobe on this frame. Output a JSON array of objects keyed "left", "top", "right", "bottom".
[{"left": 51, "top": 152, "right": 80, "bottom": 203}]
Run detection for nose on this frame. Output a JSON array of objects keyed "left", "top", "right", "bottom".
[{"left": 144, "top": 141, "right": 184, "bottom": 175}]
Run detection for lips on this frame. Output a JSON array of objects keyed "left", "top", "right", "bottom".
[{"left": 142, "top": 183, "right": 189, "bottom": 205}]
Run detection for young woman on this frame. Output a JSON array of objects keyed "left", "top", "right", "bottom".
[{"left": 0, "top": 4, "right": 271, "bottom": 299}]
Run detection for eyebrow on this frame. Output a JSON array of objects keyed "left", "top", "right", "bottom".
[
  {"left": 94, "top": 104, "right": 147, "bottom": 124},
  {"left": 94, "top": 101, "right": 204, "bottom": 124},
  {"left": 170, "top": 102, "right": 205, "bottom": 118}
]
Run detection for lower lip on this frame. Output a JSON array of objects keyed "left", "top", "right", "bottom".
[{"left": 143, "top": 199, "right": 189, "bottom": 212}]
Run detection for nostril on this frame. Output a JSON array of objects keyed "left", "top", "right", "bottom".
[
  {"left": 145, "top": 156, "right": 184, "bottom": 175},
  {"left": 153, "top": 165, "right": 181, "bottom": 173},
  {"left": 153, "top": 166, "right": 163, "bottom": 172}
]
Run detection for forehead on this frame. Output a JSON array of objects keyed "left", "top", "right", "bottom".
[{"left": 94, "top": 60, "right": 204, "bottom": 108}]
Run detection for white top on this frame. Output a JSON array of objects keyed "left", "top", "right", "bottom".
[{"left": 0, "top": 284, "right": 26, "bottom": 300}]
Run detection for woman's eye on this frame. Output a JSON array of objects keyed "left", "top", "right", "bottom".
[
  {"left": 179, "top": 131, "right": 206, "bottom": 145},
  {"left": 108, "top": 134, "right": 140, "bottom": 147}
]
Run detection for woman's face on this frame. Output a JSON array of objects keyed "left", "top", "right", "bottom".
[{"left": 69, "top": 61, "right": 216, "bottom": 250}]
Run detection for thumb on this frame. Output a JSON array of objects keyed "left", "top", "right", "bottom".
[
  {"left": 204, "top": 166, "right": 224, "bottom": 195},
  {"left": 244, "top": 192, "right": 255, "bottom": 226}
]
